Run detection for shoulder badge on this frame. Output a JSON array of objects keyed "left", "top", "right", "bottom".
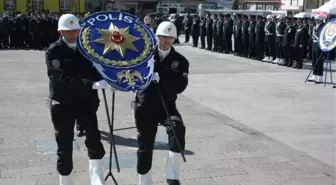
[
  {"left": 171, "top": 61, "right": 179, "bottom": 69},
  {"left": 51, "top": 59, "right": 60, "bottom": 69}
]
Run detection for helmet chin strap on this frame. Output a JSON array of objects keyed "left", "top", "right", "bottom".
[{"left": 60, "top": 32, "right": 77, "bottom": 49}]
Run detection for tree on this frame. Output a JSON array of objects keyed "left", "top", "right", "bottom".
[{"left": 232, "top": 0, "right": 239, "bottom": 9}]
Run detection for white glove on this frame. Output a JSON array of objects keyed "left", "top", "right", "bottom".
[
  {"left": 92, "top": 80, "right": 107, "bottom": 89},
  {"left": 152, "top": 72, "right": 160, "bottom": 83}
]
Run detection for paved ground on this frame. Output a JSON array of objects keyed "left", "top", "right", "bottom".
[{"left": 0, "top": 38, "right": 335, "bottom": 185}]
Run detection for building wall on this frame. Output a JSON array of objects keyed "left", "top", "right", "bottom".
[{"left": 0, "top": 0, "right": 85, "bottom": 13}]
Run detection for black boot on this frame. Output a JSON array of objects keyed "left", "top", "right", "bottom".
[{"left": 167, "top": 179, "right": 180, "bottom": 185}]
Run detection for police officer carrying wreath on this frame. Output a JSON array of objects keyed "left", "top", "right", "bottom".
[
  {"left": 45, "top": 14, "right": 107, "bottom": 185},
  {"left": 135, "top": 21, "right": 189, "bottom": 185},
  {"left": 308, "top": 15, "right": 325, "bottom": 83}
]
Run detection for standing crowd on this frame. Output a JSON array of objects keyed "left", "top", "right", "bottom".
[{"left": 163, "top": 13, "right": 330, "bottom": 84}]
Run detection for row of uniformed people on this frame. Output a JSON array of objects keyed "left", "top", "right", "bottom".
[{"left": 189, "top": 13, "right": 326, "bottom": 83}]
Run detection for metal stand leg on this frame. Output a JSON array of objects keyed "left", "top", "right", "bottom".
[{"left": 101, "top": 90, "right": 118, "bottom": 184}]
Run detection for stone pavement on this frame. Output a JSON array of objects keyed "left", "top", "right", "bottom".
[{"left": 0, "top": 42, "right": 335, "bottom": 185}]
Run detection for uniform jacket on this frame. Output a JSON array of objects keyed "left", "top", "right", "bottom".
[
  {"left": 45, "top": 38, "right": 101, "bottom": 105},
  {"left": 136, "top": 47, "right": 189, "bottom": 109}
]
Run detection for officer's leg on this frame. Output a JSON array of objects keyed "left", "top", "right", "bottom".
[
  {"left": 51, "top": 104, "right": 76, "bottom": 184},
  {"left": 201, "top": 35, "right": 205, "bottom": 49},
  {"left": 185, "top": 31, "right": 189, "bottom": 42},
  {"left": 135, "top": 107, "right": 158, "bottom": 184},
  {"left": 228, "top": 35, "right": 233, "bottom": 52},
  {"left": 262, "top": 40, "right": 269, "bottom": 62},
  {"left": 164, "top": 111, "right": 185, "bottom": 184},
  {"left": 315, "top": 47, "right": 324, "bottom": 83},
  {"left": 76, "top": 102, "right": 105, "bottom": 185}
]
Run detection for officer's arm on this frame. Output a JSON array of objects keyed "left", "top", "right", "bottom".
[
  {"left": 174, "top": 59, "right": 189, "bottom": 94},
  {"left": 46, "top": 49, "right": 94, "bottom": 100}
]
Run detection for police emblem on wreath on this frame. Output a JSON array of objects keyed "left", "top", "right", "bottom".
[
  {"left": 319, "top": 18, "right": 336, "bottom": 52},
  {"left": 77, "top": 11, "right": 157, "bottom": 92}
]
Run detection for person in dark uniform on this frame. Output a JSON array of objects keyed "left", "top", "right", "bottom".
[
  {"left": 293, "top": 18, "right": 305, "bottom": 69},
  {"left": 255, "top": 15, "right": 265, "bottom": 61},
  {"left": 212, "top": 14, "right": 218, "bottom": 51},
  {"left": 154, "top": 15, "right": 163, "bottom": 34},
  {"left": 216, "top": 14, "right": 224, "bottom": 52},
  {"left": 199, "top": 15, "right": 206, "bottom": 49},
  {"left": 0, "top": 13, "right": 9, "bottom": 49},
  {"left": 45, "top": 14, "right": 106, "bottom": 185},
  {"left": 241, "top": 15, "right": 249, "bottom": 57},
  {"left": 262, "top": 15, "right": 276, "bottom": 62},
  {"left": 274, "top": 15, "right": 287, "bottom": 65},
  {"left": 173, "top": 16, "right": 182, "bottom": 44},
  {"left": 223, "top": 14, "right": 232, "bottom": 54},
  {"left": 136, "top": 21, "right": 189, "bottom": 185},
  {"left": 283, "top": 17, "right": 296, "bottom": 67},
  {"left": 191, "top": 15, "right": 200, "bottom": 47},
  {"left": 302, "top": 17, "right": 310, "bottom": 59},
  {"left": 233, "top": 14, "right": 242, "bottom": 56},
  {"left": 248, "top": 15, "right": 256, "bottom": 58},
  {"left": 307, "top": 15, "right": 325, "bottom": 83},
  {"left": 307, "top": 17, "right": 315, "bottom": 60},
  {"left": 227, "top": 14, "right": 234, "bottom": 53},
  {"left": 184, "top": 15, "right": 192, "bottom": 43},
  {"left": 205, "top": 13, "right": 213, "bottom": 50}
]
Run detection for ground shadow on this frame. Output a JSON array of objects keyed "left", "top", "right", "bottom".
[{"left": 100, "top": 131, "right": 194, "bottom": 155}]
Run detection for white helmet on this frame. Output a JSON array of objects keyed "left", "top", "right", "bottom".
[
  {"left": 58, "top": 14, "right": 81, "bottom": 31},
  {"left": 314, "top": 15, "right": 323, "bottom": 20},
  {"left": 277, "top": 15, "right": 284, "bottom": 19},
  {"left": 155, "top": 21, "right": 177, "bottom": 38},
  {"left": 266, "top": 15, "right": 273, "bottom": 19}
]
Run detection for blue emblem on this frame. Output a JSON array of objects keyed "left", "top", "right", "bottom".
[
  {"left": 77, "top": 11, "right": 157, "bottom": 92},
  {"left": 319, "top": 18, "right": 336, "bottom": 52}
]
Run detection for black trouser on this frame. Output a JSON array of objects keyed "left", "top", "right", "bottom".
[
  {"left": 223, "top": 37, "right": 231, "bottom": 53},
  {"left": 185, "top": 30, "right": 190, "bottom": 42},
  {"left": 192, "top": 34, "right": 199, "bottom": 47},
  {"left": 50, "top": 101, "right": 105, "bottom": 175},
  {"left": 294, "top": 46, "right": 303, "bottom": 68},
  {"left": 135, "top": 105, "right": 186, "bottom": 175},
  {"left": 284, "top": 45, "right": 294, "bottom": 65},
  {"left": 276, "top": 37, "right": 284, "bottom": 59},
  {"left": 256, "top": 41, "right": 264, "bottom": 60},
  {"left": 206, "top": 32, "right": 213, "bottom": 49},
  {"left": 308, "top": 39, "right": 313, "bottom": 59},
  {"left": 228, "top": 35, "right": 232, "bottom": 52},
  {"left": 312, "top": 42, "right": 324, "bottom": 76},
  {"left": 200, "top": 34, "right": 206, "bottom": 48},
  {"left": 265, "top": 36, "right": 275, "bottom": 58},
  {"left": 213, "top": 34, "right": 218, "bottom": 51},
  {"left": 234, "top": 36, "right": 242, "bottom": 54},
  {"left": 242, "top": 38, "right": 249, "bottom": 56}
]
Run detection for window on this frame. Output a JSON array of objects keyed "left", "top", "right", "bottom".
[
  {"left": 265, "top": 4, "right": 274, "bottom": 10},
  {"left": 33, "top": 0, "right": 43, "bottom": 10},
  {"left": 60, "top": 0, "right": 71, "bottom": 11},
  {"left": 257, "top": 4, "right": 264, "bottom": 10},
  {"left": 4, "top": 0, "right": 15, "bottom": 10}
]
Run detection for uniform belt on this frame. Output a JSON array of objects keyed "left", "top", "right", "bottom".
[
  {"left": 313, "top": 40, "right": 318, "bottom": 43},
  {"left": 276, "top": 34, "right": 284, "bottom": 36},
  {"left": 266, "top": 33, "right": 273, "bottom": 35}
]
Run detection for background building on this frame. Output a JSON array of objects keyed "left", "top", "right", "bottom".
[{"left": 0, "top": 0, "right": 85, "bottom": 13}]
